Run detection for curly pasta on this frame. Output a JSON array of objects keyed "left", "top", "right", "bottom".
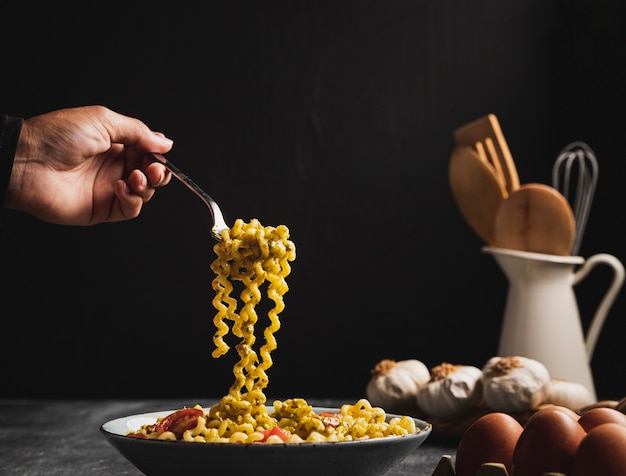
[
  {"left": 126, "top": 219, "right": 423, "bottom": 444},
  {"left": 129, "top": 398, "right": 418, "bottom": 444},
  {"left": 210, "top": 218, "right": 295, "bottom": 399}
]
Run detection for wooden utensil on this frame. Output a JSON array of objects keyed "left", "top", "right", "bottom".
[
  {"left": 449, "top": 145, "right": 507, "bottom": 245},
  {"left": 453, "top": 114, "right": 520, "bottom": 195},
  {"left": 493, "top": 183, "right": 575, "bottom": 256}
]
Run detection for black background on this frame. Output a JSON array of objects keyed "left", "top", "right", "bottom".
[{"left": 2, "top": 0, "right": 625, "bottom": 401}]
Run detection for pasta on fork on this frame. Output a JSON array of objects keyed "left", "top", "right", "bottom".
[{"left": 127, "top": 218, "right": 419, "bottom": 443}]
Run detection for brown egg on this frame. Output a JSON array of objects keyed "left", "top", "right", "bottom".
[
  {"left": 577, "top": 407, "right": 626, "bottom": 432},
  {"left": 571, "top": 423, "right": 626, "bottom": 476},
  {"left": 455, "top": 412, "right": 523, "bottom": 476},
  {"left": 512, "top": 405, "right": 586, "bottom": 475},
  {"left": 526, "top": 404, "right": 580, "bottom": 424}
]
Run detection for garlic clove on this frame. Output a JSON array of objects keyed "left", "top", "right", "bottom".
[
  {"left": 394, "top": 359, "right": 433, "bottom": 385},
  {"left": 482, "top": 356, "right": 551, "bottom": 413},
  {"left": 365, "top": 358, "right": 430, "bottom": 412},
  {"left": 542, "top": 378, "right": 595, "bottom": 410},
  {"left": 416, "top": 363, "right": 483, "bottom": 421}
]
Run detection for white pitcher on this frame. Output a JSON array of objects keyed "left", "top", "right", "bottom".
[{"left": 483, "top": 246, "right": 625, "bottom": 401}]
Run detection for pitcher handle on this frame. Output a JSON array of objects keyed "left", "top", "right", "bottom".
[{"left": 573, "top": 253, "right": 625, "bottom": 360}]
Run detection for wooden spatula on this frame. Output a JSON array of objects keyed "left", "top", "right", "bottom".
[
  {"left": 453, "top": 114, "right": 520, "bottom": 195},
  {"left": 493, "top": 183, "right": 575, "bottom": 256},
  {"left": 449, "top": 145, "right": 507, "bottom": 245}
]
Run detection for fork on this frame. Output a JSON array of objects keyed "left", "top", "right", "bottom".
[
  {"left": 453, "top": 114, "right": 520, "bottom": 195},
  {"left": 150, "top": 153, "right": 229, "bottom": 241}
]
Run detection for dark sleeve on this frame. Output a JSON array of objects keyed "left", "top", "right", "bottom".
[{"left": 0, "top": 114, "right": 24, "bottom": 227}]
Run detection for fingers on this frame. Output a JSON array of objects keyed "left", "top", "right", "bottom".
[
  {"left": 109, "top": 164, "right": 171, "bottom": 222},
  {"left": 113, "top": 180, "right": 143, "bottom": 221},
  {"left": 145, "top": 161, "right": 172, "bottom": 187},
  {"left": 126, "top": 169, "right": 157, "bottom": 202}
]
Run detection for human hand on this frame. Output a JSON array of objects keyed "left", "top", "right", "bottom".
[{"left": 6, "top": 105, "right": 174, "bottom": 225}]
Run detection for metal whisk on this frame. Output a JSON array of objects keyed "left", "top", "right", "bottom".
[{"left": 552, "top": 141, "right": 598, "bottom": 256}]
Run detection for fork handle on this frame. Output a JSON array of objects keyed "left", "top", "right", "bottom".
[{"left": 149, "top": 153, "right": 228, "bottom": 240}]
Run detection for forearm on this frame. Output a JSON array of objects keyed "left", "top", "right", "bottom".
[{"left": 0, "top": 114, "right": 24, "bottom": 226}]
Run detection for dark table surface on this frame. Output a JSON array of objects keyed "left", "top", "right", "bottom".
[{"left": 0, "top": 397, "right": 458, "bottom": 476}]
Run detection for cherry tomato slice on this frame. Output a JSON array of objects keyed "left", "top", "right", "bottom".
[
  {"left": 318, "top": 411, "right": 341, "bottom": 427},
  {"left": 260, "top": 426, "right": 290, "bottom": 442},
  {"left": 156, "top": 408, "right": 204, "bottom": 438}
]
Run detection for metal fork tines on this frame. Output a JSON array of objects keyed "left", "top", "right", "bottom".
[{"left": 150, "top": 153, "right": 229, "bottom": 241}]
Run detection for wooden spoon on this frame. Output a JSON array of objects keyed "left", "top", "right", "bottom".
[
  {"left": 449, "top": 145, "right": 507, "bottom": 245},
  {"left": 493, "top": 183, "right": 575, "bottom": 256}
]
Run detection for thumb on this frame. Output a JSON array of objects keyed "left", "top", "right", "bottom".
[{"left": 101, "top": 107, "right": 174, "bottom": 153}]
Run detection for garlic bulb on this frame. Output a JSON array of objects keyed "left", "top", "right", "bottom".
[
  {"left": 542, "top": 378, "right": 594, "bottom": 409},
  {"left": 365, "top": 359, "right": 430, "bottom": 412},
  {"left": 416, "top": 362, "right": 483, "bottom": 420},
  {"left": 482, "top": 356, "right": 550, "bottom": 413}
]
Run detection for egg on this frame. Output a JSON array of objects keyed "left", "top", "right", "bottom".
[
  {"left": 454, "top": 412, "right": 523, "bottom": 476},
  {"left": 571, "top": 423, "right": 626, "bottom": 475},
  {"left": 527, "top": 404, "right": 580, "bottom": 423},
  {"left": 512, "top": 405, "right": 586, "bottom": 475},
  {"left": 577, "top": 407, "right": 626, "bottom": 432}
]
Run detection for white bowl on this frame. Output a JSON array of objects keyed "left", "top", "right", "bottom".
[{"left": 100, "top": 406, "right": 432, "bottom": 476}]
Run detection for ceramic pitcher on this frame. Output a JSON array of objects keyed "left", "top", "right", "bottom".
[{"left": 483, "top": 246, "right": 625, "bottom": 401}]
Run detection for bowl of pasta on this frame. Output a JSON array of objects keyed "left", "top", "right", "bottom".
[
  {"left": 100, "top": 220, "right": 431, "bottom": 474},
  {"left": 100, "top": 399, "right": 432, "bottom": 476}
]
